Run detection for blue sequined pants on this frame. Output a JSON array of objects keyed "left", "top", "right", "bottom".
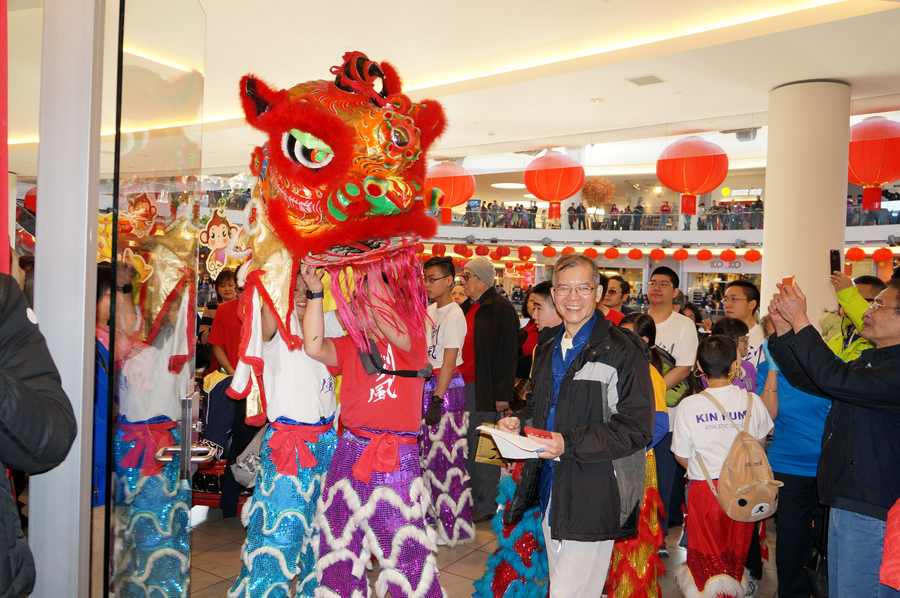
[
  {"left": 112, "top": 418, "right": 191, "bottom": 598},
  {"left": 229, "top": 420, "right": 337, "bottom": 598}
]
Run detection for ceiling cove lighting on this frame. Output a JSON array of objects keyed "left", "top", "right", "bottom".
[
  {"left": 403, "top": 0, "right": 845, "bottom": 91},
  {"left": 491, "top": 183, "right": 527, "bottom": 189}
]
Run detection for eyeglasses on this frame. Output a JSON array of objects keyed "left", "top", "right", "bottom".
[
  {"left": 722, "top": 296, "right": 747, "bottom": 304},
  {"left": 738, "top": 336, "right": 749, "bottom": 343},
  {"left": 555, "top": 285, "right": 596, "bottom": 297},
  {"left": 605, "top": 289, "right": 620, "bottom": 296},
  {"left": 459, "top": 274, "right": 473, "bottom": 281},
  {"left": 868, "top": 300, "right": 900, "bottom": 313},
  {"left": 424, "top": 275, "right": 450, "bottom": 284},
  {"left": 647, "top": 281, "right": 673, "bottom": 289}
]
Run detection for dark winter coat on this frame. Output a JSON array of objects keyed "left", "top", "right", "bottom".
[
  {"left": 505, "top": 311, "right": 654, "bottom": 541},
  {"left": 0, "top": 274, "right": 75, "bottom": 597}
]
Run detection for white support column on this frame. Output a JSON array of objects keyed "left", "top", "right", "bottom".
[
  {"left": 762, "top": 81, "right": 850, "bottom": 325},
  {"left": 30, "top": 0, "right": 105, "bottom": 596}
]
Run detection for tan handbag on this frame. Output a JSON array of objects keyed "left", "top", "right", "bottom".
[
  {"left": 474, "top": 421, "right": 506, "bottom": 467},
  {"left": 695, "top": 390, "right": 783, "bottom": 523}
]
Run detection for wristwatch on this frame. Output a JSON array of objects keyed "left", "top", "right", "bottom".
[{"left": 306, "top": 289, "right": 324, "bottom": 299}]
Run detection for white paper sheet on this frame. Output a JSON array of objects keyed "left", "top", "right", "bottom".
[{"left": 476, "top": 425, "right": 560, "bottom": 461}]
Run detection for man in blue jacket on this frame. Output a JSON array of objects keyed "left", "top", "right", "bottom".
[
  {"left": 769, "top": 280, "right": 900, "bottom": 598},
  {"left": 499, "top": 254, "right": 654, "bottom": 598}
]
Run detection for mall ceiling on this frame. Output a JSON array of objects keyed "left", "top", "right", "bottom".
[{"left": 8, "top": 0, "right": 900, "bottom": 178}]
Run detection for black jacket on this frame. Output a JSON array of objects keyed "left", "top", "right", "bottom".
[
  {"left": 505, "top": 311, "right": 654, "bottom": 541},
  {"left": 0, "top": 274, "right": 76, "bottom": 597},
  {"left": 462, "top": 287, "right": 519, "bottom": 411},
  {"left": 770, "top": 325, "right": 900, "bottom": 520}
]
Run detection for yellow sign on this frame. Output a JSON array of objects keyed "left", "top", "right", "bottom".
[{"left": 721, "top": 187, "right": 731, "bottom": 196}]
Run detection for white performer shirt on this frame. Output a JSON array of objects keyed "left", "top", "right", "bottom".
[
  {"left": 425, "top": 301, "right": 466, "bottom": 371},
  {"left": 655, "top": 311, "right": 700, "bottom": 431},
  {"left": 262, "top": 310, "right": 342, "bottom": 423},
  {"left": 672, "top": 385, "right": 773, "bottom": 481},
  {"left": 747, "top": 323, "right": 765, "bottom": 368}
]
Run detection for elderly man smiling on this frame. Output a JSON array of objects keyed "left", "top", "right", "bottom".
[
  {"left": 768, "top": 280, "right": 900, "bottom": 598},
  {"left": 498, "top": 253, "right": 654, "bottom": 598}
]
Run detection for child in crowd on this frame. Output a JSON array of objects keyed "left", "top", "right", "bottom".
[
  {"left": 698, "top": 318, "right": 757, "bottom": 393},
  {"left": 672, "top": 335, "right": 774, "bottom": 598}
]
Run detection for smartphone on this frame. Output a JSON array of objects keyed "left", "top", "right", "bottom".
[
  {"left": 830, "top": 249, "right": 842, "bottom": 275},
  {"left": 524, "top": 426, "right": 553, "bottom": 440},
  {"left": 782, "top": 276, "right": 795, "bottom": 288}
]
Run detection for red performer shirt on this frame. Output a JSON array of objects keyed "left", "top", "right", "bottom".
[
  {"left": 207, "top": 299, "right": 243, "bottom": 368},
  {"left": 461, "top": 302, "right": 481, "bottom": 383},
  {"left": 329, "top": 334, "right": 427, "bottom": 433}
]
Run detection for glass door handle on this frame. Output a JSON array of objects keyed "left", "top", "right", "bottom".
[{"left": 154, "top": 444, "right": 217, "bottom": 463}]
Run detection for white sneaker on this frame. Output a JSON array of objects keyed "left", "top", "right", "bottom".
[{"left": 745, "top": 578, "right": 758, "bottom": 597}]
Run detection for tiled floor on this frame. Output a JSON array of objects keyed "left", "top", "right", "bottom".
[{"left": 188, "top": 505, "right": 780, "bottom": 597}]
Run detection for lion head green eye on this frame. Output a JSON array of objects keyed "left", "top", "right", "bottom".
[{"left": 283, "top": 130, "right": 334, "bottom": 169}]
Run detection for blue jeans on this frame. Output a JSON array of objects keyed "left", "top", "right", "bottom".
[{"left": 830, "top": 508, "right": 900, "bottom": 598}]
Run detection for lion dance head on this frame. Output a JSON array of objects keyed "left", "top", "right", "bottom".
[{"left": 238, "top": 52, "right": 446, "bottom": 352}]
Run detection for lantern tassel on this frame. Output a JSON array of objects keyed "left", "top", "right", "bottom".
[{"left": 863, "top": 186, "right": 883, "bottom": 211}]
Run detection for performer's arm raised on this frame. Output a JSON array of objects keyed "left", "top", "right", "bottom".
[{"left": 300, "top": 264, "right": 337, "bottom": 366}]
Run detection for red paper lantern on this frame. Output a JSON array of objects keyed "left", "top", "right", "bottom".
[
  {"left": 518, "top": 246, "right": 532, "bottom": 261},
  {"left": 489, "top": 251, "right": 499, "bottom": 261},
  {"left": 425, "top": 162, "right": 476, "bottom": 224},
  {"left": 524, "top": 262, "right": 534, "bottom": 271},
  {"left": 720, "top": 249, "right": 737, "bottom": 262},
  {"left": 846, "top": 247, "right": 866, "bottom": 262},
  {"left": 431, "top": 243, "right": 446, "bottom": 257},
  {"left": 583, "top": 248, "right": 598, "bottom": 259},
  {"left": 561, "top": 247, "right": 575, "bottom": 256},
  {"left": 697, "top": 249, "right": 713, "bottom": 261},
  {"left": 673, "top": 248, "right": 689, "bottom": 261},
  {"left": 496, "top": 245, "right": 511, "bottom": 258},
  {"left": 604, "top": 247, "right": 619, "bottom": 260},
  {"left": 24, "top": 186, "right": 37, "bottom": 213},
  {"left": 414, "top": 242, "right": 425, "bottom": 254},
  {"left": 627, "top": 248, "right": 644, "bottom": 261},
  {"left": 515, "top": 264, "right": 526, "bottom": 272},
  {"left": 505, "top": 261, "right": 515, "bottom": 269},
  {"left": 650, "top": 248, "right": 665, "bottom": 262},
  {"left": 464, "top": 247, "right": 474, "bottom": 258},
  {"left": 475, "top": 245, "right": 490, "bottom": 256},
  {"left": 452, "top": 258, "right": 460, "bottom": 266},
  {"left": 459, "top": 259, "right": 468, "bottom": 268},
  {"left": 744, "top": 249, "right": 762, "bottom": 263},
  {"left": 656, "top": 136, "right": 729, "bottom": 216},
  {"left": 542, "top": 247, "right": 557, "bottom": 258},
  {"left": 873, "top": 247, "right": 894, "bottom": 264},
  {"left": 848, "top": 116, "right": 900, "bottom": 211},
  {"left": 453, "top": 243, "right": 468, "bottom": 255},
  {"left": 524, "top": 152, "right": 585, "bottom": 221}
]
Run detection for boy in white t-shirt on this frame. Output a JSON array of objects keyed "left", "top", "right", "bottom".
[
  {"left": 420, "top": 256, "right": 473, "bottom": 546},
  {"left": 671, "top": 335, "right": 773, "bottom": 598}
]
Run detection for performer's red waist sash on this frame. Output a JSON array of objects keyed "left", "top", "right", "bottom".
[
  {"left": 268, "top": 421, "right": 333, "bottom": 475},
  {"left": 120, "top": 420, "right": 177, "bottom": 476},
  {"left": 348, "top": 427, "right": 418, "bottom": 484}
]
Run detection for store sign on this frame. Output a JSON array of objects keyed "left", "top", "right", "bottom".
[
  {"left": 710, "top": 260, "right": 742, "bottom": 269},
  {"left": 721, "top": 187, "right": 763, "bottom": 197}
]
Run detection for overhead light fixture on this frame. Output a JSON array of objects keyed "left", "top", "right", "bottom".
[
  {"left": 626, "top": 74, "right": 666, "bottom": 87},
  {"left": 491, "top": 183, "right": 526, "bottom": 189},
  {"left": 524, "top": 193, "right": 537, "bottom": 199},
  {"left": 720, "top": 127, "right": 761, "bottom": 142},
  {"left": 589, "top": 98, "right": 605, "bottom": 103}
]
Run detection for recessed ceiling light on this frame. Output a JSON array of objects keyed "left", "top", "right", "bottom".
[
  {"left": 492, "top": 183, "right": 526, "bottom": 189},
  {"left": 590, "top": 98, "right": 605, "bottom": 103},
  {"left": 22, "top": 162, "right": 31, "bottom": 165}
]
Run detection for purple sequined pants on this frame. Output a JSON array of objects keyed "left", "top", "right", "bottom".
[
  {"left": 315, "top": 430, "right": 444, "bottom": 598},
  {"left": 421, "top": 373, "right": 473, "bottom": 546}
]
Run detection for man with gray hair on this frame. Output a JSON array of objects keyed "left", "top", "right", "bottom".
[
  {"left": 460, "top": 256, "right": 520, "bottom": 521},
  {"left": 499, "top": 254, "right": 654, "bottom": 597}
]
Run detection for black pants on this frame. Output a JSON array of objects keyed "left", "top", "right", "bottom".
[
  {"left": 655, "top": 432, "right": 676, "bottom": 537},
  {"left": 464, "top": 382, "right": 502, "bottom": 516},
  {"left": 220, "top": 398, "right": 263, "bottom": 517},
  {"left": 772, "top": 471, "right": 826, "bottom": 598}
]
